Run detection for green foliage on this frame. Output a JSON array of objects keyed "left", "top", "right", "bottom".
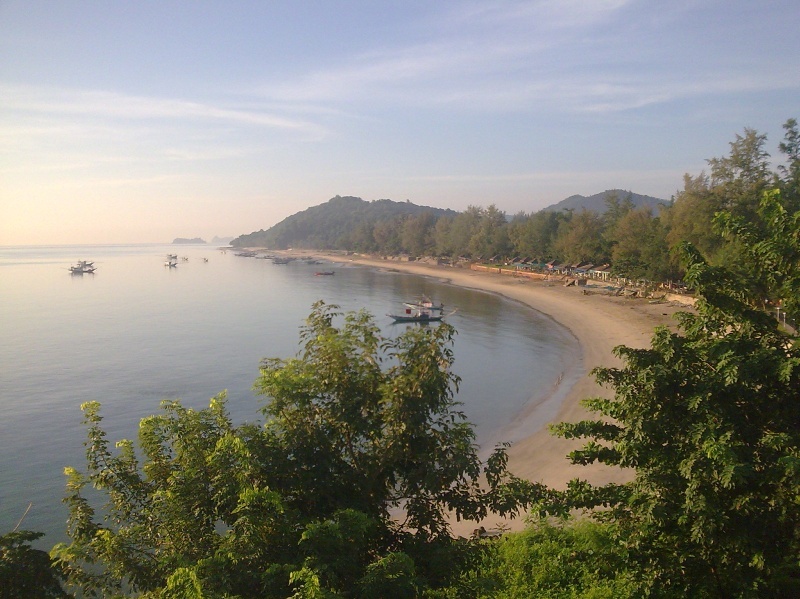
[
  {"left": 546, "top": 195, "right": 800, "bottom": 597},
  {"left": 507, "top": 210, "right": 565, "bottom": 262},
  {"left": 439, "top": 205, "right": 511, "bottom": 259},
  {"left": 552, "top": 209, "right": 608, "bottom": 264},
  {"left": 52, "top": 302, "right": 536, "bottom": 597},
  {"left": 254, "top": 302, "right": 540, "bottom": 538},
  {"left": 437, "top": 518, "right": 636, "bottom": 598},
  {"left": 716, "top": 189, "right": 800, "bottom": 317},
  {"left": 0, "top": 530, "right": 70, "bottom": 598}
]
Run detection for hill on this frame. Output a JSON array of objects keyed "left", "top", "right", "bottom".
[
  {"left": 231, "top": 196, "right": 458, "bottom": 249},
  {"left": 541, "top": 189, "right": 670, "bottom": 214}
]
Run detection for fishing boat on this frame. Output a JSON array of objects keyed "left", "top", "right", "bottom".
[
  {"left": 314, "top": 271, "right": 335, "bottom": 276},
  {"left": 69, "top": 261, "right": 96, "bottom": 274},
  {"left": 388, "top": 307, "right": 444, "bottom": 323},
  {"left": 404, "top": 295, "right": 444, "bottom": 312}
]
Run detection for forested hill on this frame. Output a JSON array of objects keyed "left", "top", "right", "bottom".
[
  {"left": 542, "top": 189, "right": 669, "bottom": 213},
  {"left": 231, "top": 195, "right": 458, "bottom": 249}
]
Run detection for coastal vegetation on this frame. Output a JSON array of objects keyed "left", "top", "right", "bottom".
[
  {"left": 234, "top": 121, "right": 800, "bottom": 290},
  {"left": 3, "top": 119, "right": 799, "bottom": 597}
]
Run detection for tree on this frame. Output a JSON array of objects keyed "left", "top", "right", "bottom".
[
  {"left": 716, "top": 189, "right": 800, "bottom": 320},
  {"left": 662, "top": 172, "right": 724, "bottom": 268},
  {"left": 552, "top": 209, "right": 607, "bottom": 264},
  {"left": 446, "top": 206, "right": 484, "bottom": 258},
  {"left": 52, "top": 303, "right": 536, "bottom": 598},
  {"left": 507, "top": 211, "right": 565, "bottom": 262},
  {"left": 602, "top": 190, "right": 635, "bottom": 232},
  {"left": 707, "top": 128, "right": 771, "bottom": 203},
  {"left": 401, "top": 212, "right": 437, "bottom": 256},
  {"left": 1, "top": 530, "right": 70, "bottom": 598},
  {"left": 777, "top": 118, "right": 800, "bottom": 212},
  {"left": 467, "top": 205, "right": 510, "bottom": 260},
  {"left": 253, "top": 303, "right": 533, "bottom": 541},
  {"left": 433, "top": 215, "right": 455, "bottom": 257},
  {"left": 608, "top": 207, "right": 675, "bottom": 281},
  {"left": 546, "top": 194, "right": 800, "bottom": 597},
  {"left": 372, "top": 218, "right": 403, "bottom": 255}
]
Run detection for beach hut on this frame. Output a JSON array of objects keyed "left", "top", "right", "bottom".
[{"left": 589, "top": 264, "right": 612, "bottom": 281}]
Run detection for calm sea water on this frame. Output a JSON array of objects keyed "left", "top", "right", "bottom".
[{"left": 0, "top": 244, "right": 579, "bottom": 546}]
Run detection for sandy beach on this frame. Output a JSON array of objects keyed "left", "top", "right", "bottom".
[{"left": 292, "top": 251, "right": 693, "bottom": 533}]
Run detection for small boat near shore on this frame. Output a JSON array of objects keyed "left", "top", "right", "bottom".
[
  {"left": 315, "top": 271, "right": 335, "bottom": 276},
  {"left": 388, "top": 307, "right": 444, "bottom": 323}
]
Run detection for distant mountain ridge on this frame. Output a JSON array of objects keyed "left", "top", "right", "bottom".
[
  {"left": 231, "top": 190, "right": 668, "bottom": 250},
  {"left": 232, "top": 195, "right": 458, "bottom": 249},
  {"left": 541, "top": 189, "right": 670, "bottom": 214}
]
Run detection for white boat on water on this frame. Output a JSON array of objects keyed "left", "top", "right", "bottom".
[
  {"left": 403, "top": 295, "right": 444, "bottom": 312},
  {"left": 69, "top": 260, "right": 96, "bottom": 274}
]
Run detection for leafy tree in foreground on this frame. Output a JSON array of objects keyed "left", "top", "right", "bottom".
[
  {"left": 52, "top": 302, "right": 538, "bottom": 598},
  {"left": 1, "top": 530, "right": 70, "bottom": 598},
  {"left": 547, "top": 191, "right": 800, "bottom": 597}
]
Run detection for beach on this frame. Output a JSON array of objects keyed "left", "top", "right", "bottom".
[{"left": 312, "top": 252, "right": 693, "bottom": 533}]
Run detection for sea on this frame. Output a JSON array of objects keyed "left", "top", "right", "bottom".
[{"left": 0, "top": 244, "right": 580, "bottom": 547}]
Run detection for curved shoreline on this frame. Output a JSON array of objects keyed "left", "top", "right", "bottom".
[{"left": 287, "top": 251, "right": 691, "bottom": 531}]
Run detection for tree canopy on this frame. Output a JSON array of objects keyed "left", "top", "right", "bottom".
[
  {"left": 51, "top": 302, "right": 537, "bottom": 598},
  {"left": 546, "top": 190, "right": 800, "bottom": 597}
]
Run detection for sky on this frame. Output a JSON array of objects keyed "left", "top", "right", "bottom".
[{"left": 1, "top": 1, "right": 798, "bottom": 245}]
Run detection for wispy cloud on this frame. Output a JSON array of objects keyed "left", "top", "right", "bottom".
[
  {"left": 257, "top": 0, "right": 798, "bottom": 115},
  {"left": 0, "top": 84, "right": 327, "bottom": 136}
]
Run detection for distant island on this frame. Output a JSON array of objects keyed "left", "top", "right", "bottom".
[{"left": 172, "top": 237, "right": 207, "bottom": 244}]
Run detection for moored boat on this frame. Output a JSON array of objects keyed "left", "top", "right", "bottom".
[
  {"left": 404, "top": 294, "right": 444, "bottom": 312},
  {"left": 69, "top": 260, "right": 96, "bottom": 274},
  {"left": 388, "top": 307, "right": 444, "bottom": 323},
  {"left": 314, "top": 271, "right": 335, "bottom": 276}
]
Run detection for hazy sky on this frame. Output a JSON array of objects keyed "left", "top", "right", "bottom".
[{"left": 2, "top": 1, "right": 798, "bottom": 245}]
